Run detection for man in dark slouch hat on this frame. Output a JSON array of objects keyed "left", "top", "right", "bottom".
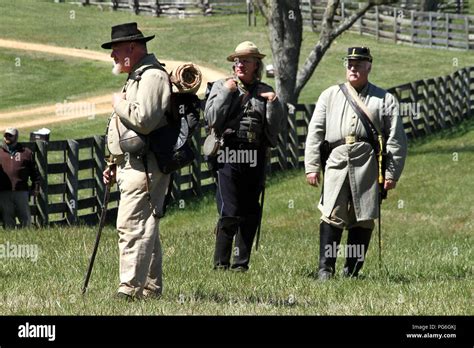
[{"left": 102, "top": 22, "right": 171, "bottom": 300}]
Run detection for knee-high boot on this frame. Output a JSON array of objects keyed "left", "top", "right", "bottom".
[
  {"left": 318, "top": 221, "right": 343, "bottom": 280},
  {"left": 343, "top": 227, "right": 373, "bottom": 277}
]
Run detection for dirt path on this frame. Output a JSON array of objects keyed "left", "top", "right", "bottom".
[{"left": 0, "top": 38, "right": 226, "bottom": 130}]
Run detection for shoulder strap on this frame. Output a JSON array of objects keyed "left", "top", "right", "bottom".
[
  {"left": 227, "top": 81, "right": 259, "bottom": 127},
  {"left": 339, "top": 83, "right": 380, "bottom": 142},
  {"left": 129, "top": 63, "right": 166, "bottom": 82}
]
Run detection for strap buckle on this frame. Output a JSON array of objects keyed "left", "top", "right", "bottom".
[{"left": 345, "top": 135, "right": 356, "bottom": 144}]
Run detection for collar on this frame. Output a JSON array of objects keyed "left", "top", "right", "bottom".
[
  {"left": 129, "top": 53, "right": 161, "bottom": 76},
  {"left": 2, "top": 141, "right": 21, "bottom": 155},
  {"left": 236, "top": 78, "right": 258, "bottom": 94},
  {"left": 357, "top": 82, "right": 370, "bottom": 97}
]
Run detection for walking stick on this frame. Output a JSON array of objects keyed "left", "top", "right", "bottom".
[
  {"left": 255, "top": 149, "right": 268, "bottom": 251},
  {"left": 82, "top": 182, "right": 111, "bottom": 294},
  {"left": 255, "top": 182, "right": 265, "bottom": 251},
  {"left": 378, "top": 189, "right": 382, "bottom": 269},
  {"left": 377, "top": 135, "right": 385, "bottom": 270}
]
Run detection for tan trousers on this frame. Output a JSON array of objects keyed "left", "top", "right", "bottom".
[
  {"left": 321, "top": 175, "right": 375, "bottom": 230},
  {"left": 116, "top": 153, "right": 170, "bottom": 297},
  {"left": 0, "top": 191, "right": 31, "bottom": 228}
]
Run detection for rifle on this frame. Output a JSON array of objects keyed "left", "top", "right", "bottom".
[{"left": 82, "top": 181, "right": 111, "bottom": 294}]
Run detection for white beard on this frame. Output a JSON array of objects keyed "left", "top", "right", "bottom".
[{"left": 112, "top": 62, "right": 123, "bottom": 76}]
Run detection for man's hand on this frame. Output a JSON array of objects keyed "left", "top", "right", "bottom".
[
  {"left": 306, "top": 172, "right": 321, "bottom": 187},
  {"left": 384, "top": 179, "right": 396, "bottom": 191},
  {"left": 224, "top": 78, "right": 238, "bottom": 92},
  {"left": 103, "top": 165, "right": 117, "bottom": 186},
  {"left": 259, "top": 91, "right": 277, "bottom": 102},
  {"left": 112, "top": 92, "right": 126, "bottom": 108}
]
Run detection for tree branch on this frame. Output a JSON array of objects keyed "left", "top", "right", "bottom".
[
  {"left": 332, "top": 2, "right": 373, "bottom": 38},
  {"left": 320, "top": 0, "right": 340, "bottom": 37},
  {"left": 295, "top": 0, "right": 396, "bottom": 98},
  {"left": 255, "top": 0, "right": 269, "bottom": 25}
]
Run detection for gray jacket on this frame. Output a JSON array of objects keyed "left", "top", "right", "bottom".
[
  {"left": 204, "top": 79, "right": 284, "bottom": 147},
  {"left": 305, "top": 82, "right": 408, "bottom": 221}
]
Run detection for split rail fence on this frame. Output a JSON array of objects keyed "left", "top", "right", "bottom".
[{"left": 302, "top": 2, "right": 474, "bottom": 50}]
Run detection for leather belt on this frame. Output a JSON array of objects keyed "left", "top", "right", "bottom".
[{"left": 329, "top": 135, "right": 371, "bottom": 150}]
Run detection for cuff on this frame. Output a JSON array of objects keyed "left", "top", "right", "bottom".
[
  {"left": 384, "top": 171, "right": 398, "bottom": 181},
  {"left": 305, "top": 165, "right": 320, "bottom": 175}
]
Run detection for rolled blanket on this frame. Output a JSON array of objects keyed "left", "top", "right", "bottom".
[{"left": 170, "top": 63, "right": 202, "bottom": 94}]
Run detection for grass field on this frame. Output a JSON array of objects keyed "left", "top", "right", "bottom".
[{"left": 0, "top": 118, "right": 472, "bottom": 315}]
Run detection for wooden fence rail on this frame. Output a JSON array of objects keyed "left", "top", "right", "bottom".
[
  {"left": 65, "top": 1, "right": 473, "bottom": 49},
  {"left": 72, "top": 0, "right": 250, "bottom": 16},
  {"left": 302, "top": 3, "right": 474, "bottom": 50},
  {"left": 22, "top": 66, "right": 473, "bottom": 226}
]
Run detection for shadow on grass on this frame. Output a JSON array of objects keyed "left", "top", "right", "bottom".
[
  {"left": 187, "top": 286, "right": 301, "bottom": 308},
  {"left": 299, "top": 262, "right": 472, "bottom": 284},
  {"left": 369, "top": 266, "right": 472, "bottom": 284}
]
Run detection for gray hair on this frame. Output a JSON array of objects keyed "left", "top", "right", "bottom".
[{"left": 255, "top": 59, "right": 263, "bottom": 80}]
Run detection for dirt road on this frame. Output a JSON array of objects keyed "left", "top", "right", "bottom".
[{"left": 0, "top": 38, "right": 226, "bottom": 130}]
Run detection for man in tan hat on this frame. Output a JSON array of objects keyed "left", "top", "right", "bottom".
[
  {"left": 205, "top": 41, "right": 284, "bottom": 271},
  {"left": 0, "top": 128, "right": 40, "bottom": 228},
  {"left": 305, "top": 47, "right": 407, "bottom": 280},
  {"left": 101, "top": 22, "right": 171, "bottom": 300}
]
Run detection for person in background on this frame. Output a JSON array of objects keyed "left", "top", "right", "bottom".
[{"left": 0, "top": 127, "right": 40, "bottom": 228}]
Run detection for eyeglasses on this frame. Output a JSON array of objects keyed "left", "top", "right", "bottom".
[
  {"left": 4, "top": 133, "right": 15, "bottom": 138},
  {"left": 234, "top": 58, "right": 256, "bottom": 65}
]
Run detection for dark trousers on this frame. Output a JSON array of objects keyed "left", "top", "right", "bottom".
[{"left": 213, "top": 145, "right": 266, "bottom": 269}]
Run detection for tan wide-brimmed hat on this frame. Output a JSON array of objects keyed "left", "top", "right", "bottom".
[{"left": 226, "top": 41, "right": 266, "bottom": 62}]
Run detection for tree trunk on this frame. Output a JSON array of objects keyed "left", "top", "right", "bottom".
[
  {"left": 263, "top": 0, "right": 395, "bottom": 105},
  {"left": 268, "top": 0, "right": 302, "bottom": 107}
]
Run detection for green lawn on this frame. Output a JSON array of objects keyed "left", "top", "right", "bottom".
[{"left": 0, "top": 118, "right": 472, "bottom": 315}]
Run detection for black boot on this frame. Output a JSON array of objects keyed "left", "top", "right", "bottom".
[
  {"left": 343, "top": 227, "right": 373, "bottom": 278},
  {"left": 318, "top": 221, "right": 343, "bottom": 280},
  {"left": 213, "top": 216, "right": 239, "bottom": 269},
  {"left": 231, "top": 214, "right": 259, "bottom": 271}
]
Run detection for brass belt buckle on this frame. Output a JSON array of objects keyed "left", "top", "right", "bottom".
[
  {"left": 248, "top": 132, "right": 257, "bottom": 142},
  {"left": 345, "top": 135, "right": 356, "bottom": 144}
]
